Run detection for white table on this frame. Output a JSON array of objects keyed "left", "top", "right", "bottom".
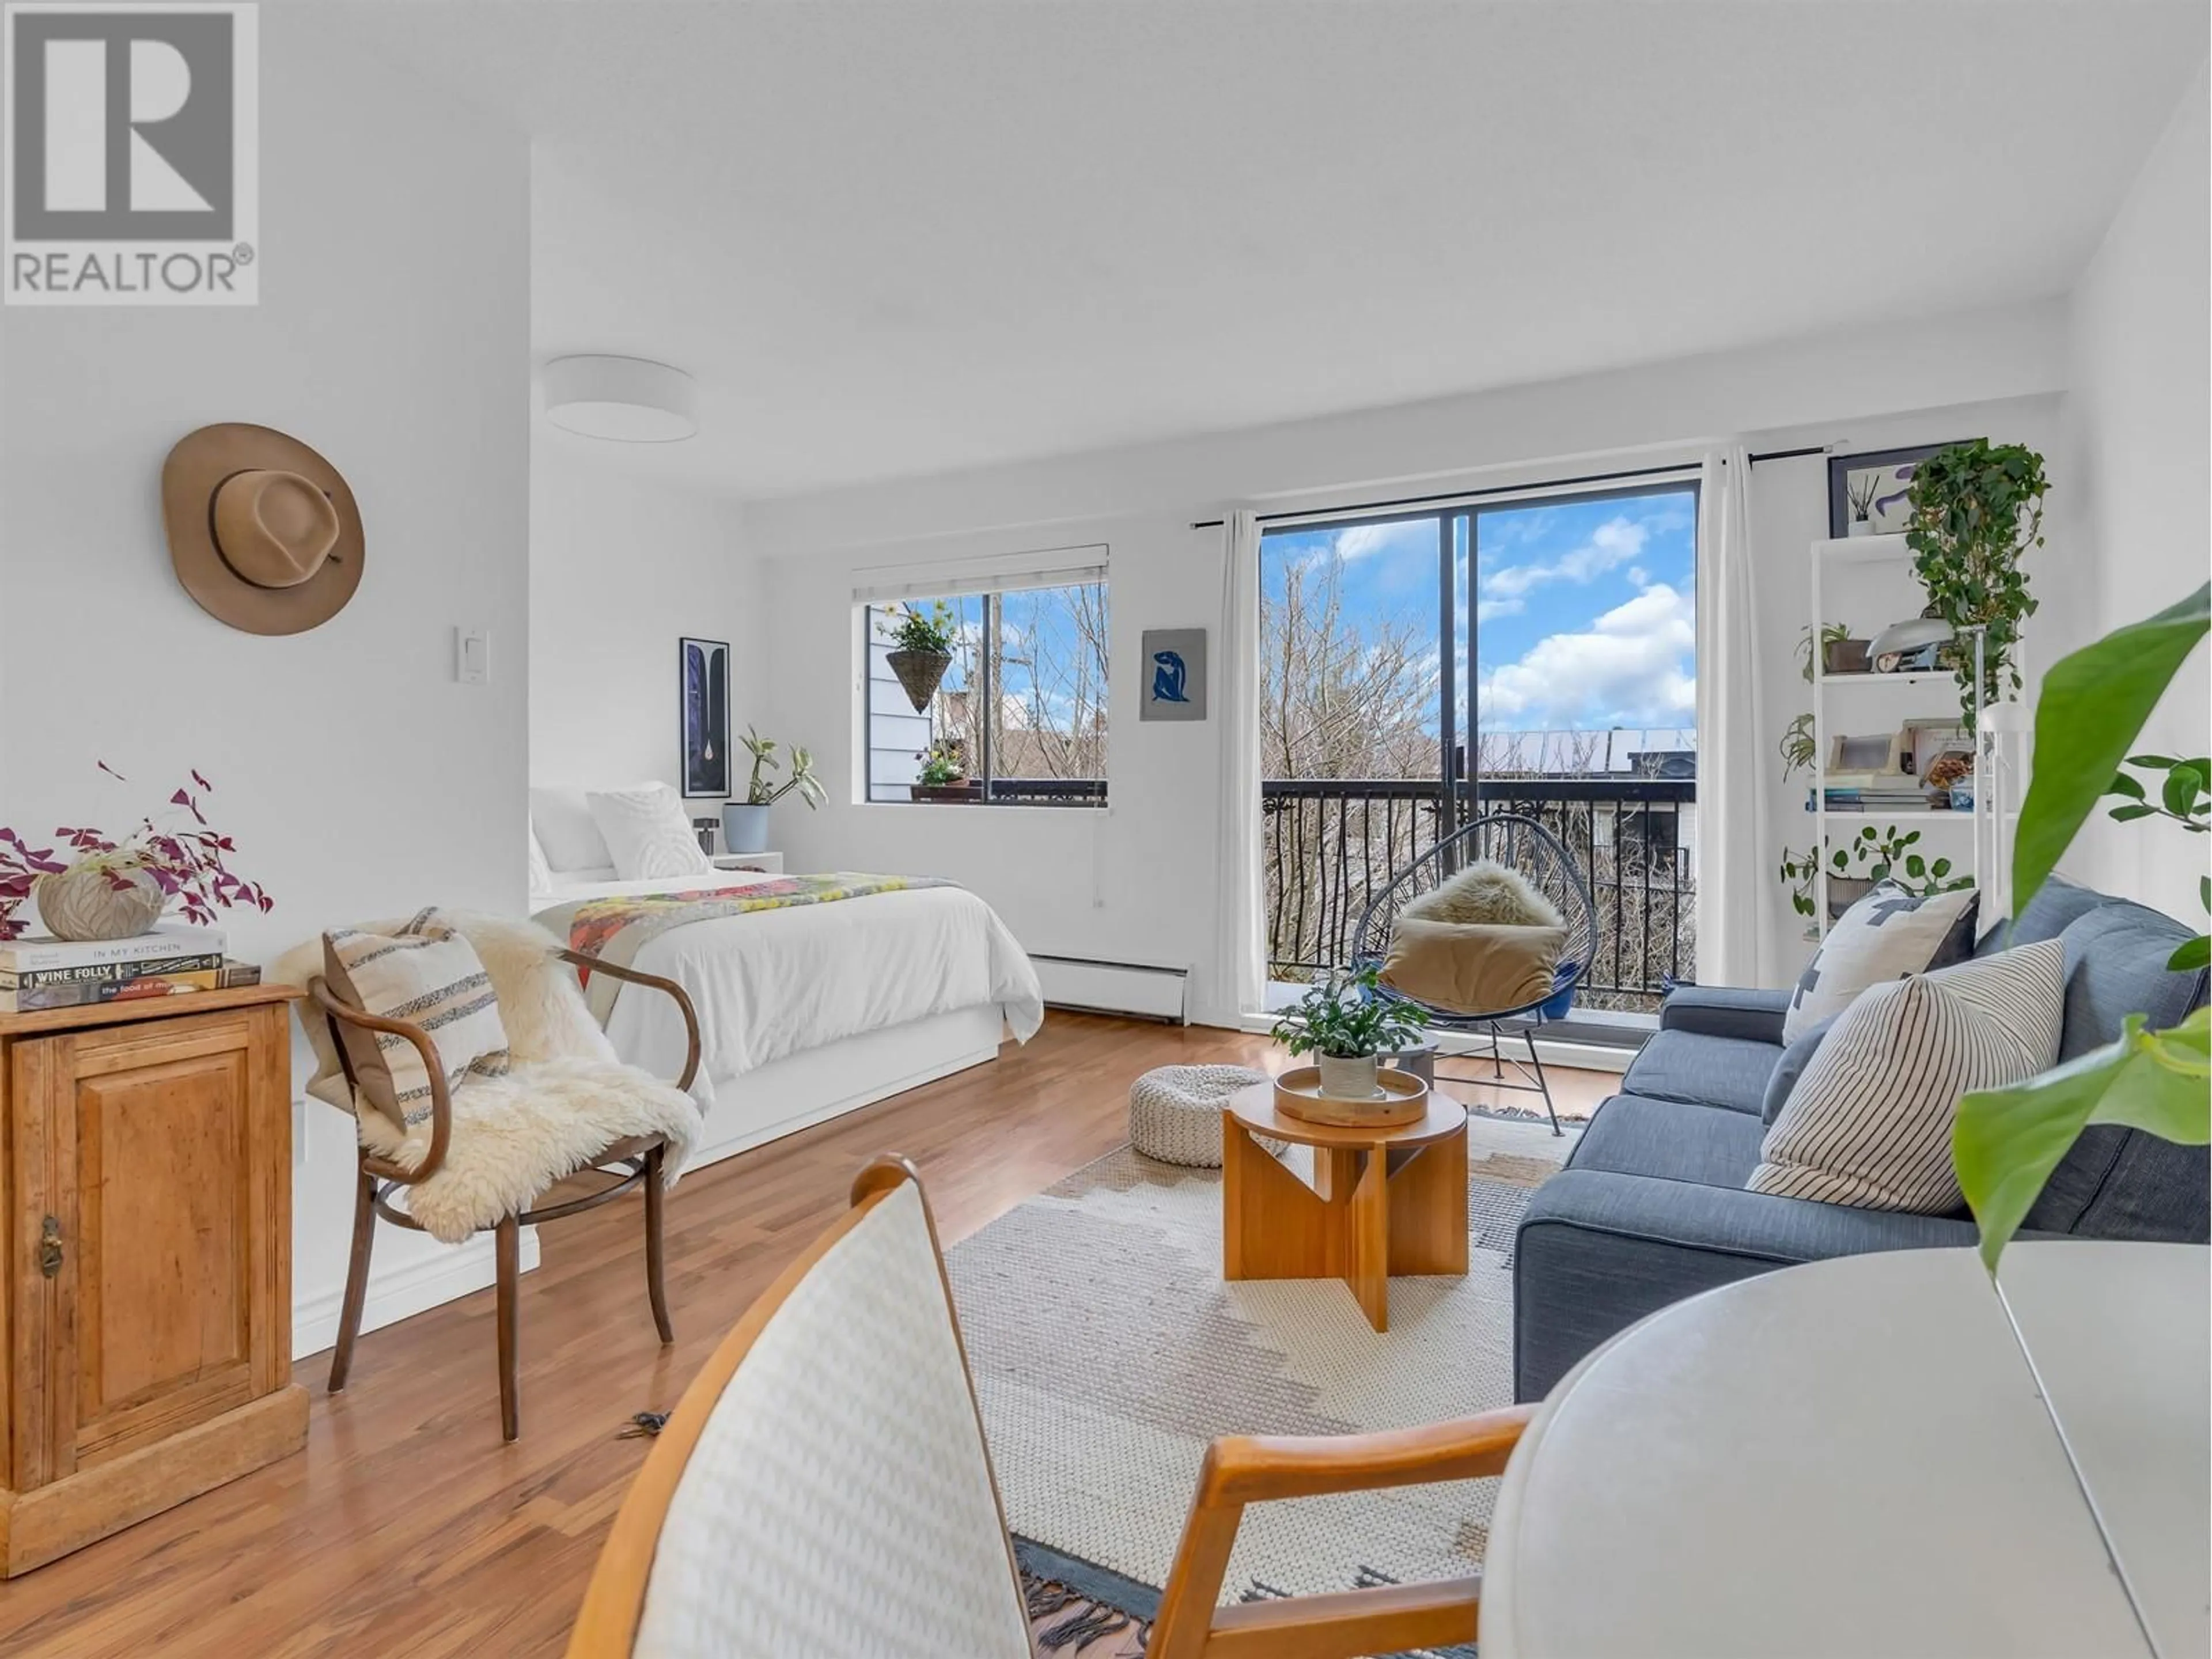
[
  {"left": 711, "top": 850, "right": 783, "bottom": 874},
  {"left": 1483, "top": 1244, "right": 2210, "bottom": 1659}
]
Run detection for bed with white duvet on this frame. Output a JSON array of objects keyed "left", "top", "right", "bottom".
[{"left": 529, "top": 790, "right": 1043, "bottom": 1167}]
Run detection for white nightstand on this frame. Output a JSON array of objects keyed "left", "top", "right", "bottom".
[{"left": 712, "top": 851, "right": 784, "bottom": 874}]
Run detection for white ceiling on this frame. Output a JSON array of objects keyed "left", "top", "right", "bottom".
[{"left": 347, "top": 1, "right": 2207, "bottom": 499}]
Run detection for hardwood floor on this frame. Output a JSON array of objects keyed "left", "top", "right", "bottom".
[{"left": 0, "top": 1013, "right": 1615, "bottom": 1657}]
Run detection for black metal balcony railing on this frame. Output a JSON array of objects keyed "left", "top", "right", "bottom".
[
  {"left": 982, "top": 778, "right": 1108, "bottom": 805},
  {"left": 1264, "top": 778, "right": 1696, "bottom": 1011}
]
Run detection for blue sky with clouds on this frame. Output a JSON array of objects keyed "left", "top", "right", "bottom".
[{"left": 1263, "top": 486, "right": 1698, "bottom": 734}]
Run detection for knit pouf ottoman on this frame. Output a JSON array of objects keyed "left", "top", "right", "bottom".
[{"left": 1128, "top": 1064, "right": 1285, "bottom": 1167}]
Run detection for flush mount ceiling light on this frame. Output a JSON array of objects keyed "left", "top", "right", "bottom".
[{"left": 541, "top": 354, "right": 699, "bottom": 442}]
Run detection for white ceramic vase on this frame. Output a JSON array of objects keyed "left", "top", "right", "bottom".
[
  {"left": 1316, "top": 1052, "right": 1381, "bottom": 1101},
  {"left": 34, "top": 863, "right": 165, "bottom": 941}
]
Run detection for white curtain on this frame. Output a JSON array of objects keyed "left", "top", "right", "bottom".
[
  {"left": 1696, "top": 445, "right": 1768, "bottom": 987},
  {"left": 1213, "top": 510, "right": 1266, "bottom": 1024}
]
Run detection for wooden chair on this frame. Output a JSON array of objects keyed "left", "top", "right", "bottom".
[
  {"left": 567, "top": 1156, "right": 1531, "bottom": 1659},
  {"left": 310, "top": 946, "right": 701, "bottom": 1441}
]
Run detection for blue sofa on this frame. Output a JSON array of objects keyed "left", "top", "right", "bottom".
[{"left": 1512, "top": 877, "right": 2211, "bottom": 1400}]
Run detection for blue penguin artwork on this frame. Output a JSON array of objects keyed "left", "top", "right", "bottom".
[{"left": 1151, "top": 649, "right": 1190, "bottom": 704}]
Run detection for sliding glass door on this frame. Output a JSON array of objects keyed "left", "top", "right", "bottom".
[{"left": 1258, "top": 479, "right": 1699, "bottom": 1008}]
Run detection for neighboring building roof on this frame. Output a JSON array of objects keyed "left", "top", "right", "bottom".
[{"left": 1474, "top": 728, "right": 1696, "bottom": 777}]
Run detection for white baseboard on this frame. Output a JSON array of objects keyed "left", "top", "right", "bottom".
[
  {"left": 1031, "top": 954, "right": 1190, "bottom": 1022},
  {"left": 293, "top": 1228, "right": 541, "bottom": 1362}
]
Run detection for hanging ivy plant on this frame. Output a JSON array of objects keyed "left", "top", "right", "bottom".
[{"left": 1904, "top": 440, "right": 2049, "bottom": 726}]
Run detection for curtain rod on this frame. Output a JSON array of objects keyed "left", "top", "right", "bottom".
[{"left": 1187, "top": 460, "right": 1698, "bottom": 531}]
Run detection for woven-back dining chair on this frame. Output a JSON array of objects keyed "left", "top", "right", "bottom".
[
  {"left": 1353, "top": 811, "right": 1597, "bottom": 1134},
  {"left": 567, "top": 1156, "right": 1532, "bottom": 1659}
]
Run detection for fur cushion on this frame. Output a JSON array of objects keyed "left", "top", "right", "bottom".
[
  {"left": 361, "top": 1055, "right": 699, "bottom": 1243},
  {"left": 276, "top": 911, "right": 702, "bottom": 1243},
  {"left": 1400, "top": 859, "right": 1565, "bottom": 929}
]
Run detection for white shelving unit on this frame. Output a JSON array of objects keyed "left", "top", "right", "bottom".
[{"left": 1808, "top": 533, "right": 2024, "bottom": 937}]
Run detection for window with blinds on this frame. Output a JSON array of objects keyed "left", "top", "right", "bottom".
[{"left": 856, "top": 547, "right": 1109, "bottom": 806}]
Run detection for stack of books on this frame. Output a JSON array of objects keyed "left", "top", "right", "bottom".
[
  {"left": 0, "top": 923, "right": 259, "bottom": 1014},
  {"left": 1808, "top": 770, "right": 1945, "bottom": 815}
]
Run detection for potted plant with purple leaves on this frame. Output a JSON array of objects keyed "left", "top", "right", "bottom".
[{"left": 0, "top": 763, "right": 274, "bottom": 941}]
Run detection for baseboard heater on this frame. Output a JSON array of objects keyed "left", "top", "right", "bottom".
[{"left": 1030, "top": 954, "right": 1189, "bottom": 1024}]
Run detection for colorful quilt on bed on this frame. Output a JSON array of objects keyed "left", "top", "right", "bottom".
[{"left": 543, "top": 873, "right": 956, "bottom": 1022}]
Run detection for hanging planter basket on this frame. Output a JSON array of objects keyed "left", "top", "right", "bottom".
[{"left": 885, "top": 648, "right": 952, "bottom": 714}]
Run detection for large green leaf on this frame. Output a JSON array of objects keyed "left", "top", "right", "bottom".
[
  {"left": 2012, "top": 582, "right": 2210, "bottom": 919},
  {"left": 1955, "top": 1006, "right": 2212, "bottom": 1272}
]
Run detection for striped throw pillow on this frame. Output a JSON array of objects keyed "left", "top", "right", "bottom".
[
  {"left": 1749, "top": 940, "right": 2065, "bottom": 1213},
  {"left": 323, "top": 908, "right": 512, "bottom": 1132}
]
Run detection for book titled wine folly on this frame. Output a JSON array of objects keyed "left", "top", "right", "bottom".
[
  {"left": 1, "top": 951, "right": 227, "bottom": 991},
  {"left": 0, "top": 968, "right": 224, "bottom": 1013}
]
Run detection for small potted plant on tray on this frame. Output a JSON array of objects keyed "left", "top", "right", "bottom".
[
  {"left": 1272, "top": 967, "right": 1430, "bottom": 1101},
  {"left": 723, "top": 728, "right": 825, "bottom": 853}
]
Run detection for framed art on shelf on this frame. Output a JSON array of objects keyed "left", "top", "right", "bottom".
[
  {"left": 1827, "top": 441, "right": 1974, "bottom": 538},
  {"left": 679, "top": 637, "right": 731, "bottom": 798}
]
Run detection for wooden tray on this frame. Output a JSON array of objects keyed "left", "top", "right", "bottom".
[{"left": 1274, "top": 1065, "right": 1430, "bottom": 1128}]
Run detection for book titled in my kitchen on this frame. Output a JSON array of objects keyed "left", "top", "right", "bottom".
[{"left": 0, "top": 923, "right": 226, "bottom": 975}]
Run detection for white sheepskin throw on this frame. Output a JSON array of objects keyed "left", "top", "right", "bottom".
[
  {"left": 1400, "top": 858, "right": 1565, "bottom": 928},
  {"left": 276, "top": 911, "right": 703, "bottom": 1244}
]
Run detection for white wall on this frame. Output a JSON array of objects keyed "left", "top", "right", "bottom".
[
  {"left": 0, "top": 10, "right": 531, "bottom": 1352},
  {"left": 751, "top": 301, "right": 2071, "bottom": 1017},
  {"left": 2065, "top": 61, "right": 2211, "bottom": 918},
  {"left": 530, "top": 435, "right": 762, "bottom": 800}
]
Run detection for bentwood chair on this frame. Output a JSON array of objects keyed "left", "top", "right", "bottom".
[
  {"left": 1353, "top": 811, "right": 1599, "bottom": 1134},
  {"left": 306, "top": 931, "right": 703, "bottom": 1441},
  {"left": 567, "top": 1156, "right": 1532, "bottom": 1659}
]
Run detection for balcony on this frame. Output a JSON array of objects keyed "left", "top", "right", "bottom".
[{"left": 1263, "top": 778, "right": 1697, "bottom": 1012}]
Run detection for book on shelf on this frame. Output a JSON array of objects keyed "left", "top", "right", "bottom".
[
  {"left": 1810, "top": 789, "right": 1949, "bottom": 813},
  {"left": 0, "top": 922, "right": 226, "bottom": 975},
  {"left": 217, "top": 960, "right": 263, "bottom": 988},
  {"left": 0, "top": 949, "right": 226, "bottom": 991}
]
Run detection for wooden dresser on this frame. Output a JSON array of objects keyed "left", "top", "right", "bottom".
[{"left": 0, "top": 984, "right": 307, "bottom": 1574}]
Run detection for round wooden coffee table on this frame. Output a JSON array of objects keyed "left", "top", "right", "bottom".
[{"left": 1221, "top": 1082, "right": 1469, "bottom": 1332}]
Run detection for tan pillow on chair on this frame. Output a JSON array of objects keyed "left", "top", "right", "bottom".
[
  {"left": 1381, "top": 918, "right": 1566, "bottom": 1016},
  {"left": 323, "top": 907, "right": 512, "bottom": 1132}
]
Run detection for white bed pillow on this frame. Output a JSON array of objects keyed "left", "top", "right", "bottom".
[
  {"left": 529, "top": 785, "right": 615, "bottom": 873},
  {"left": 1783, "top": 882, "right": 1978, "bottom": 1043},
  {"left": 588, "top": 784, "right": 714, "bottom": 881},
  {"left": 527, "top": 825, "right": 555, "bottom": 894}
]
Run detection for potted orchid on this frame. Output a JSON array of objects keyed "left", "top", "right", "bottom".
[{"left": 0, "top": 764, "right": 272, "bottom": 942}]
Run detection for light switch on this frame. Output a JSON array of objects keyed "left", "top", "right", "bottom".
[{"left": 457, "top": 627, "right": 491, "bottom": 684}]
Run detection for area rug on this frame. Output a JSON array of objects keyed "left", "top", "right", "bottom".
[{"left": 946, "top": 1115, "right": 1576, "bottom": 1653}]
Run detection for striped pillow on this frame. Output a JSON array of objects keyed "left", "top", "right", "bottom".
[
  {"left": 1749, "top": 940, "right": 2065, "bottom": 1214},
  {"left": 322, "top": 908, "right": 512, "bottom": 1132}
]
